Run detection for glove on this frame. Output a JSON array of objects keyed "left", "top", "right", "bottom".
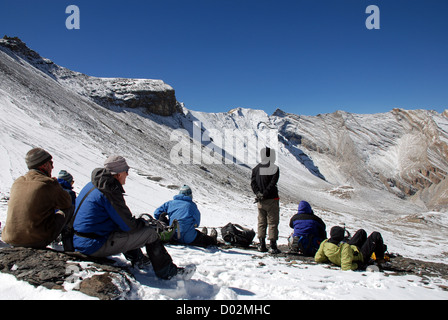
[{"left": 159, "top": 220, "right": 179, "bottom": 242}]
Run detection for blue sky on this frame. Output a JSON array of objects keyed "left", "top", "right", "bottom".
[{"left": 1, "top": 0, "right": 447, "bottom": 116}]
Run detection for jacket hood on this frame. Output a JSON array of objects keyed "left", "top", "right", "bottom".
[
  {"left": 57, "top": 178, "right": 73, "bottom": 190},
  {"left": 329, "top": 226, "right": 345, "bottom": 244},
  {"left": 298, "top": 201, "right": 313, "bottom": 214},
  {"left": 173, "top": 194, "right": 194, "bottom": 202},
  {"left": 91, "top": 168, "right": 124, "bottom": 194}
]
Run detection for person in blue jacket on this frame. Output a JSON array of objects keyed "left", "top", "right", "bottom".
[
  {"left": 288, "top": 200, "right": 327, "bottom": 256},
  {"left": 73, "top": 155, "right": 193, "bottom": 280},
  {"left": 57, "top": 170, "right": 76, "bottom": 205},
  {"left": 154, "top": 185, "right": 217, "bottom": 247}
]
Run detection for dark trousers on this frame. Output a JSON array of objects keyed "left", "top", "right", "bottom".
[
  {"left": 189, "top": 230, "right": 217, "bottom": 248},
  {"left": 348, "top": 229, "right": 385, "bottom": 264}
]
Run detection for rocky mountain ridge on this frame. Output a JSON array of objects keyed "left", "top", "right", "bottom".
[
  {"left": 1, "top": 36, "right": 447, "bottom": 212},
  {"left": 0, "top": 36, "right": 181, "bottom": 116},
  {"left": 271, "top": 107, "right": 448, "bottom": 210}
]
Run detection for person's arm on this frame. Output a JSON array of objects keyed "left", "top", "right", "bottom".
[
  {"left": 340, "top": 244, "right": 357, "bottom": 271},
  {"left": 250, "top": 166, "right": 260, "bottom": 194},
  {"left": 154, "top": 202, "right": 169, "bottom": 220},
  {"left": 51, "top": 180, "right": 73, "bottom": 210},
  {"left": 314, "top": 240, "right": 329, "bottom": 263}
]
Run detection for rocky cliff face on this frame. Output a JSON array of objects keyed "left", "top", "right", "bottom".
[
  {"left": 0, "top": 36, "right": 181, "bottom": 116},
  {"left": 272, "top": 108, "right": 448, "bottom": 210},
  {"left": 1, "top": 36, "right": 447, "bottom": 212}
]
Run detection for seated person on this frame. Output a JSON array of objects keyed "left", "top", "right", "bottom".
[
  {"left": 57, "top": 170, "right": 77, "bottom": 205},
  {"left": 73, "top": 155, "right": 193, "bottom": 280},
  {"left": 154, "top": 185, "right": 217, "bottom": 247},
  {"left": 315, "top": 226, "right": 386, "bottom": 271},
  {"left": 288, "top": 201, "right": 326, "bottom": 256},
  {"left": 2, "top": 148, "right": 73, "bottom": 249}
]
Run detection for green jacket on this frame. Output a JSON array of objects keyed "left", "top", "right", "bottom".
[{"left": 315, "top": 239, "right": 363, "bottom": 271}]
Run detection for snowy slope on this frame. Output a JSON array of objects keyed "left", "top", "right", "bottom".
[{"left": 0, "top": 38, "right": 447, "bottom": 300}]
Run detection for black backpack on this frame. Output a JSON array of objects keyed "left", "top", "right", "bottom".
[{"left": 221, "top": 223, "right": 255, "bottom": 247}]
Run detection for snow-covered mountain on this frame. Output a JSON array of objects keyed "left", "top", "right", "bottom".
[
  {"left": 2, "top": 36, "right": 447, "bottom": 213},
  {"left": 1, "top": 36, "right": 447, "bottom": 300}
]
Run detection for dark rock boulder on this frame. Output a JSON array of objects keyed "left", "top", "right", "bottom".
[{"left": 0, "top": 247, "right": 133, "bottom": 300}]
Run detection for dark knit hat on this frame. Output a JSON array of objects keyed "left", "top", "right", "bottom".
[
  {"left": 58, "top": 170, "right": 73, "bottom": 183},
  {"left": 330, "top": 226, "right": 345, "bottom": 243},
  {"left": 104, "top": 155, "right": 130, "bottom": 174},
  {"left": 179, "top": 185, "right": 192, "bottom": 198},
  {"left": 25, "top": 148, "right": 52, "bottom": 169}
]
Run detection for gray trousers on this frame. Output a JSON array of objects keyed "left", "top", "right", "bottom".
[
  {"left": 91, "top": 226, "right": 160, "bottom": 258},
  {"left": 90, "top": 226, "right": 176, "bottom": 279},
  {"left": 257, "top": 198, "right": 280, "bottom": 241}
]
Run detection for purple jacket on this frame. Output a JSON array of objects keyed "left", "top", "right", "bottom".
[{"left": 289, "top": 201, "right": 327, "bottom": 240}]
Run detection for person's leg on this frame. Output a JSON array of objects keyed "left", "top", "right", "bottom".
[
  {"left": 266, "top": 199, "right": 280, "bottom": 241},
  {"left": 189, "top": 230, "right": 217, "bottom": 247},
  {"left": 91, "top": 226, "right": 159, "bottom": 258},
  {"left": 257, "top": 203, "right": 268, "bottom": 240},
  {"left": 28, "top": 207, "right": 75, "bottom": 249},
  {"left": 348, "top": 229, "right": 367, "bottom": 248},
  {"left": 360, "top": 231, "right": 385, "bottom": 263},
  {"left": 91, "top": 226, "right": 178, "bottom": 279},
  {"left": 257, "top": 202, "right": 268, "bottom": 252},
  {"left": 145, "top": 239, "right": 178, "bottom": 279}
]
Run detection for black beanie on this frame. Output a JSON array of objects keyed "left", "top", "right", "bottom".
[{"left": 330, "top": 226, "right": 345, "bottom": 243}]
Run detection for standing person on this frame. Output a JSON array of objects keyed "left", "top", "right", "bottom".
[
  {"left": 154, "top": 185, "right": 218, "bottom": 247},
  {"left": 288, "top": 201, "right": 327, "bottom": 256},
  {"left": 2, "top": 148, "right": 74, "bottom": 248},
  {"left": 251, "top": 147, "right": 280, "bottom": 253},
  {"left": 57, "top": 170, "right": 77, "bottom": 205},
  {"left": 72, "top": 155, "right": 194, "bottom": 280}
]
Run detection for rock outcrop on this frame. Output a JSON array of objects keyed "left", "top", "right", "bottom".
[
  {"left": 0, "top": 247, "right": 133, "bottom": 300},
  {"left": 1, "top": 36, "right": 181, "bottom": 116},
  {"left": 273, "top": 108, "right": 448, "bottom": 210}
]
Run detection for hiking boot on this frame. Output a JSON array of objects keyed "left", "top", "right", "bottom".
[
  {"left": 258, "top": 238, "right": 268, "bottom": 252},
  {"left": 171, "top": 264, "right": 196, "bottom": 281},
  {"left": 202, "top": 227, "right": 208, "bottom": 235},
  {"left": 269, "top": 240, "right": 281, "bottom": 254},
  {"left": 124, "top": 249, "right": 151, "bottom": 269},
  {"left": 210, "top": 228, "right": 218, "bottom": 242},
  {"left": 134, "top": 255, "right": 152, "bottom": 269}
]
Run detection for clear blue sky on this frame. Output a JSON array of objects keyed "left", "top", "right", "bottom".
[{"left": 1, "top": 0, "right": 447, "bottom": 116}]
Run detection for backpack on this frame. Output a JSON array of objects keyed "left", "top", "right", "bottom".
[
  {"left": 139, "top": 213, "right": 180, "bottom": 243},
  {"left": 221, "top": 223, "right": 255, "bottom": 247},
  {"left": 289, "top": 234, "right": 322, "bottom": 256},
  {"left": 62, "top": 186, "right": 96, "bottom": 252}
]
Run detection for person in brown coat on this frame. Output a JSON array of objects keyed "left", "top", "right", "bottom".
[{"left": 2, "top": 148, "right": 73, "bottom": 248}]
